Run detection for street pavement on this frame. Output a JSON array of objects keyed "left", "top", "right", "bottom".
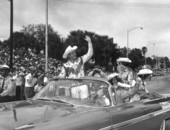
[{"left": 146, "top": 74, "right": 170, "bottom": 94}]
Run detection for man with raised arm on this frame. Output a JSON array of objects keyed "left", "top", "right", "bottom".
[{"left": 58, "top": 35, "right": 93, "bottom": 78}]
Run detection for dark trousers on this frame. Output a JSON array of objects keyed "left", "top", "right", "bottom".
[
  {"left": 0, "top": 95, "right": 15, "bottom": 103},
  {"left": 20, "top": 85, "right": 25, "bottom": 100},
  {"left": 16, "top": 85, "right": 21, "bottom": 101},
  {"left": 25, "top": 87, "right": 35, "bottom": 99},
  {"left": 16, "top": 85, "right": 25, "bottom": 100}
]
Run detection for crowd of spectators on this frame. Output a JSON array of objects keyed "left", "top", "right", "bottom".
[
  {"left": 0, "top": 43, "right": 65, "bottom": 100},
  {"left": 0, "top": 43, "right": 63, "bottom": 78}
]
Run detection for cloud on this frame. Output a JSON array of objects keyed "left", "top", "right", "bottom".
[{"left": 0, "top": 0, "right": 170, "bottom": 57}]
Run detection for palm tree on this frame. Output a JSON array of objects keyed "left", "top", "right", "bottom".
[{"left": 142, "top": 46, "right": 147, "bottom": 65}]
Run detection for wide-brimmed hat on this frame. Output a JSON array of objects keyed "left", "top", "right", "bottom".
[
  {"left": 63, "top": 45, "right": 77, "bottom": 59},
  {"left": 137, "top": 68, "right": 153, "bottom": 75},
  {"left": 107, "top": 73, "right": 119, "bottom": 81},
  {"left": 117, "top": 57, "right": 132, "bottom": 63},
  {"left": 0, "top": 64, "right": 10, "bottom": 69}
]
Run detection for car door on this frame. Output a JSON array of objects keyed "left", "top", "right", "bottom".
[
  {"left": 27, "top": 107, "right": 113, "bottom": 130},
  {"left": 107, "top": 101, "right": 170, "bottom": 130}
]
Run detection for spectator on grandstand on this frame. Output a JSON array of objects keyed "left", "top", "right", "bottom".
[
  {"left": 34, "top": 72, "right": 45, "bottom": 93},
  {"left": 44, "top": 74, "right": 49, "bottom": 86},
  {"left": 24, "top": 66, "right": 37, "bottom": 99},
  {"left": 15, "top": 72, "right": 25, "bottom": 100},
  {"left": 58, "top": 35, "right": 93, "bottom": 78},
  {"left": 0, "top": 43, "right": 61, "bottom": 82}
]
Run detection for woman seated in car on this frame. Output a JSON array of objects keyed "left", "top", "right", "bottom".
[
  {"left": 130, "top": 68, "right": 157, "bottom": 102},
  {"left": 107, "top": 72, "right": 140, "bottom": 104},
  {"left": 89, "top": 86, "right": 111, "bottom": 106},
  {"left": 113, "top": 58, "right": 139, "bottom": 103}
]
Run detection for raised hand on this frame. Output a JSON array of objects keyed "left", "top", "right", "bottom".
[{"left": 84, "top": 35, "right": 91, "bottom": 42}]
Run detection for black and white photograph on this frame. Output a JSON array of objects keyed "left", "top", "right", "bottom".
[{"left": 0, "top": 0, "right": 170, "bottom": 130}]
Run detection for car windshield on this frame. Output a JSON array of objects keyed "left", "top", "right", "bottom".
[{"left": 33, "top": 78, "right": 112, "bottom": 107}]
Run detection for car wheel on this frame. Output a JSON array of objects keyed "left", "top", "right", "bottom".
[{"left": 160, "top": 118, "right": 170, "bottom": 130}]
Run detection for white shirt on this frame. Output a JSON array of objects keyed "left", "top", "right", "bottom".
[
  {"left": 44, "top": 77, "right": 49, "bottom": 83},
  {"left": 25, "top": 73, "right": 33, "bottom": 87},
  {"left": 58, "top": 40, "right": 93, "bottom": 78}
]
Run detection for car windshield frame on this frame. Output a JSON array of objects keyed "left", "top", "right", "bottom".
[{"left": 33, "top": 77, "right": 114, "bottom": 107}]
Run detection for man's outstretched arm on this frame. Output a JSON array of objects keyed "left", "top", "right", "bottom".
[{"left": 82, "top": 35, "right": 93, "bottom": 64}]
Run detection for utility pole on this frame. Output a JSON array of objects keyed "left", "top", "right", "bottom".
[
  {"left": 45, "top": 0, "right": 48, "bottom": 72},
  {"left": 9, "top": 0, "right": 13, "bottom": 70}
]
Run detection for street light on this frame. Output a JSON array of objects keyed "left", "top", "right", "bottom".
[
  {"left": 9, "top": 0, "right": 13, "bottom": 70},
  {"left": 45, "top": 0, "right": 48, "bottom": 72},
  {"left": 127, "top": 27, "right": 143, "bottom": 57}
]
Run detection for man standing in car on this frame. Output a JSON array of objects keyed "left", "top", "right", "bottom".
[
  {"left": 58, "top": 35, "right": 93, "bottom": 78},
  {"left": 0, "top": 64, "right": 16, "bottom": 102}
]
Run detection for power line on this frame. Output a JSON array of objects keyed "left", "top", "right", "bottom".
[{"left": 55, "top": 0, "right": 170, "bottom": 8}]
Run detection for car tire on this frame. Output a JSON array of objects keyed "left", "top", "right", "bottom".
[{"left": 160, "top": 118, "right": 170, "bottom": 130}]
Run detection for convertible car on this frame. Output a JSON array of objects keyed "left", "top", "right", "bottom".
[{"left": 0, "top": 77, "right": 170, "bottom": 130}]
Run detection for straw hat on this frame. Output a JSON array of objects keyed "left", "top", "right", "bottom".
[
  {"left": 0, "top": 64, "right": 10, "bottom": 69},
  {"left": 137, "top": 69, "right": 153, "bottom": 75},
  {"left": 117, "top": 57, "right": 132, "bottom": 63},
  {"left": 63, "top": 45, "right": 77, "bottom": 59}
]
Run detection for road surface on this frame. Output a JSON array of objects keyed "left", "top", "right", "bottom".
[{"left": 146, "top": 74, "right": 170, "bottom": 94}]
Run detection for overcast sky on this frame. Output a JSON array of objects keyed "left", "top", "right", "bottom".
[{"left": 0, "top": 0, "right": 170, "bottom": 58}]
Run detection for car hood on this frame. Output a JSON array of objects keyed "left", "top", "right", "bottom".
[{"left": 0, "top": 99, "right": 97, "bottom": 130}]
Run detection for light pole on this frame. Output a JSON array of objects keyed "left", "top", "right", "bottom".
[
  {"left": 127, "top": 27, "right": 143, "bottom": 57},
  {"left": 9, "top": 0, "right": 13, "bottom": 70},
  {"left": 45, "top": 0, "right": 48, "bottom": 72}
]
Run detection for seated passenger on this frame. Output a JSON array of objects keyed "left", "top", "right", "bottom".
[
  {"left": 88, "top": 67, "right": 107, "bottom": 78},
  {"left": 96, "top": 88, "right": 110, "bottom": 106},
  {"left": 107, "top": 73, "right": 140, "bottom": 104},
  {"left": 107, "top": 73, "right": 119, "bottom": 92},
  {"left": 116, "top": 57, "right": 138, "bottom": 103},
  {"left": 130, "top": 69, "right": 153, "bottom": 102},
  {"left": 116, "top": 58, "right": 136, "bottom": 87},
  {"left": 89, "top": 85, "right": 110, "bottom": 106},
  {"left": 107, "top": 73, "right": 119, "bottom": 105}
]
